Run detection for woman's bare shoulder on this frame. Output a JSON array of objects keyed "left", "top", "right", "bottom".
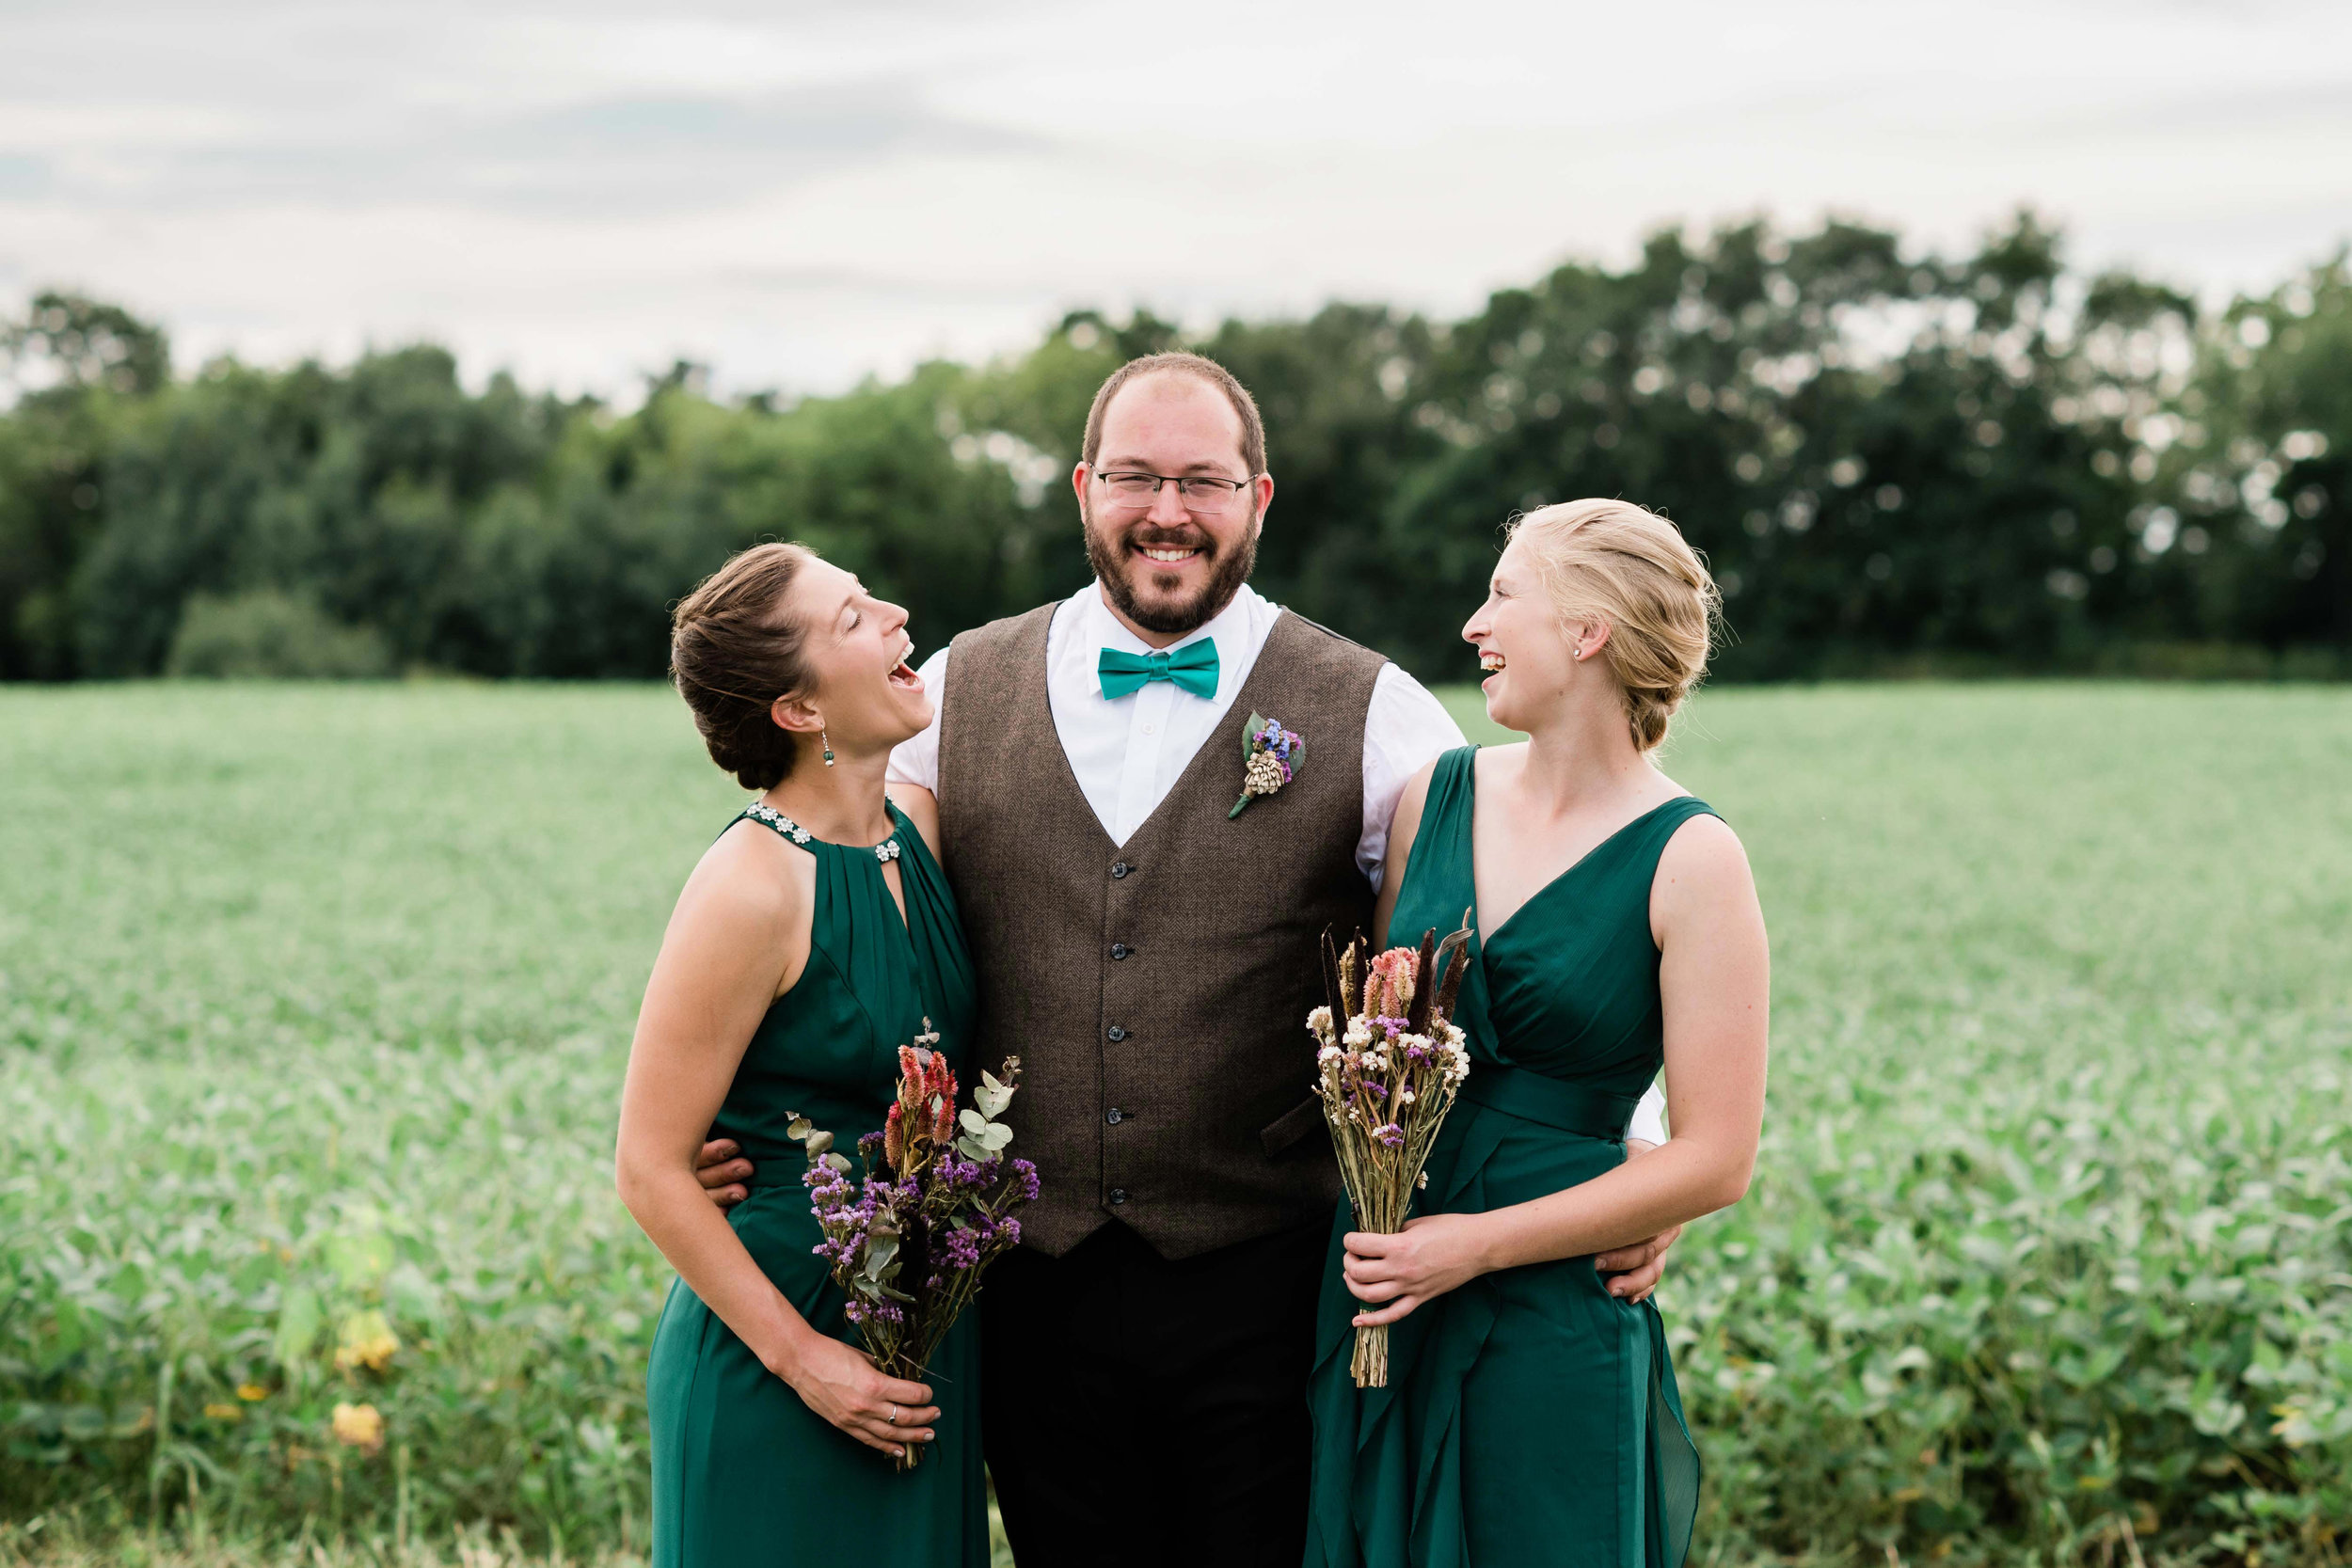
[{"left": 677, "top": 818, "right": 808, "bottom": 934}]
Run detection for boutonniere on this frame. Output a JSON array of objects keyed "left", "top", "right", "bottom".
[{"left": 1231, "top": 712, "right": 1304, "bottom": 818}]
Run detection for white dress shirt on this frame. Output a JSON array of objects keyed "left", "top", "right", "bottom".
[{"left": 887, "top": 578, "right": 1669, "bottom": 1145}]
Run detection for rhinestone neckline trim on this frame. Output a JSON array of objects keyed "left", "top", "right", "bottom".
[{"left": 747, "top": 801, "right": 900, "bottom": 862}]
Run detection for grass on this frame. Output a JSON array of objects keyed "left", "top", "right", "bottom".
[{"left": 4, "top": 681, "right": 2349, "bottom": 1565}]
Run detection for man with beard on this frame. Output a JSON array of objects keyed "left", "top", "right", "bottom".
[{"left": 697, "top": 352, "right": 1672, "bottom": 1566}]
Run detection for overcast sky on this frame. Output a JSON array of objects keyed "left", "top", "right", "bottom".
[{"left": 6, "top": 0, "right": 2350, "bottom": 400}]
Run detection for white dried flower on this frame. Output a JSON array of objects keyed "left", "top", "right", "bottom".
[{"left": 1307, "top": 1006, "right": 1334, "bottom": 1036}]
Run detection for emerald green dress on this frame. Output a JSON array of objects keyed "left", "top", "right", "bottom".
[
  {"left": 1307, "top": 748, "right": 1709, "bottom": 1568},
  {"left": 646, "top": 801, "right": 985, "bottom": 1568}
]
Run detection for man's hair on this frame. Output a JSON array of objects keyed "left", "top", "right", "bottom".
[{"left": 1081, "top": 352, "right": 1267, "bottom": 479}]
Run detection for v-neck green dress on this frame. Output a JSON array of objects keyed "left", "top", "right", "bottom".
[
  {"left": 645, "top": 801, "right": 985, "bottom": 1568},
  {"left": 1306, "top": 747, "right": 1710, "bottom": 1568}
]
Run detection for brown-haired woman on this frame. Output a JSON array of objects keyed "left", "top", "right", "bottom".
[
  {"left": 614, "top": 544, "right": 987, "bottom": 1566},
  {"left": 1305, "top": 500, "right": 1771, "bottom": 1568}
]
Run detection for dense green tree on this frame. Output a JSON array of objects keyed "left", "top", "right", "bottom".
[{"left": 3, "top": 217, "right": 2348, "bottom": 684}]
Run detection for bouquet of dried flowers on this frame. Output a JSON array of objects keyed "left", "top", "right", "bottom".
[
  {"left": 788, "top": 1024, "right": 1038, "bottom": 1468},
  {"left": 1309, "top": 921, "right": 1474, "bottom": 1387}
]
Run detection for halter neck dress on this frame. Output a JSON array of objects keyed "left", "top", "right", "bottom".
[
  {"left": 1306, "top": 747, "right": 1711, "bottom": 1568},
  {"left": 645, "top": 800, "right": 985, "bottom": 1568}
]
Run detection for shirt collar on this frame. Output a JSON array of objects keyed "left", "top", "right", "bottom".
[{"left": 1079, "top": 578, "right": 1264, "bottom": 700}]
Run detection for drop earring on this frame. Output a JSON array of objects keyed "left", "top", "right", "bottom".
[{"left": 821, "top": 728, "right": 835, "bottom": 768}]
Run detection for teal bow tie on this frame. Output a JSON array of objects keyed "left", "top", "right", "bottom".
[{"left": 1098, "top": 640, "right": 1220, "bottom": 700}]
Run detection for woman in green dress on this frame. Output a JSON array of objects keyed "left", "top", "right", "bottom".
[
  {"left": 615, "top": 543, "right": 987, "bottom": 1567},
  {"left": 1306, "top": 499, "right": 1772, "bottom": 1568}
]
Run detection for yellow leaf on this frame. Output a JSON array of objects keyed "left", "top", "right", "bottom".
[
  {"left": 332, "top": 1308, "right": 399, "bottom": 1373},
  {"left": 330, "top": 1402, "right": 384, "bottom": 1454}
]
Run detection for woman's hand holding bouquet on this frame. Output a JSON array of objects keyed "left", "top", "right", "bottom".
[
  {"left": 787, "top": 1025, "right": 1038, "bottom": 1468},
  {"left": 1309, "top": 923, "right": 1474, "bottom": 1387}
]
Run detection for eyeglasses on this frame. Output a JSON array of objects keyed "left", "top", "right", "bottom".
[{"left": 1092, "top": 468, "right": 1257, "bottom": 510}]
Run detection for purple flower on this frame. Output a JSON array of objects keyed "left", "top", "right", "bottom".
[
  {"left": 1010, "top": 1159, "right": 1041, "bottom": 1202},
  {"left": 936, "top": 1225, "right": 983, "bottom": 1273},
  {"left": 1374, "top": 1122, "right": 1406, "bottom": 1148}
]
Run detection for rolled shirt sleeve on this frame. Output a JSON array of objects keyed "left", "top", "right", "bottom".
[{"left": 1359, "top": 665, "right": 1469, "bottom": 890}]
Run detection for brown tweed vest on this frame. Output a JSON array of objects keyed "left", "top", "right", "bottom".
[{"left": 935, "top": 603, "right": 1388, "bottom": 1260}]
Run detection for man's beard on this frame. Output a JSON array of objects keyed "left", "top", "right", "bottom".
[{"left": 1082, "top": 502, "right": 1260, "bottom": 637}]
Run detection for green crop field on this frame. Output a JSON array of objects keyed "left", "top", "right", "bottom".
[{"left": 3, "top": 682, "right": 2348, "bottom": 1568}]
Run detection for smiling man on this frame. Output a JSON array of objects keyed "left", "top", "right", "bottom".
[{"left": 702, "top": 352, "right": 1672, "bottom": 1566}]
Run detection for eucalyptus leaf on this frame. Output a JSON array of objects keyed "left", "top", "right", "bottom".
[
  {"left": 823, "top": 1151, "right": 851, "bottom": 1173},
  {"left": 803, "top": 1129, "right": 834, "bottom": 1155},
  {"left": 975, "top": 1072, "right": 1013, "bottom": 1117},
  {"left": 959, "top": 1108, "right": 989, "bottom": 1135}
]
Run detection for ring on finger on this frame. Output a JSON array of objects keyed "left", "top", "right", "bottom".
[{"left": 885, "top": 1403, "right": 898, "bottom": 1426}]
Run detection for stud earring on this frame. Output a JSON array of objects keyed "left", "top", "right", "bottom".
[{"left": 821, "top": 728, "right": 835, "bottom": 768}]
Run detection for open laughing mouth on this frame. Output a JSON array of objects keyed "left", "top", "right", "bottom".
[
  {"left": 887, "top": 641, "right": 922, "bottom": 691},
  {"left": 1479, "top": 650, "right": 1506, "bottom": 675}
]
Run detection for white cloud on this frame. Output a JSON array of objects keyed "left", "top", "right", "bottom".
[{"left": 3, "top": 0, "right": 2348, "bottom": 399}]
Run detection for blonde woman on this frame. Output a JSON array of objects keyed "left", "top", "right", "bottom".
[{"left": 1303, "top": 501, "right": 1770, "bottom": 1568}]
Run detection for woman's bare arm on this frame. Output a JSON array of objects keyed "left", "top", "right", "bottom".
[
  {"left": 615, "top": 828, "right": 937, "bottom": 1455},
  {"left": 1344, "top": 815, "right": 1768, "bottom": 1324}
]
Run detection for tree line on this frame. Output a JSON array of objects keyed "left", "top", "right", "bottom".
[{"left": 2, "top": 212, "right": 2346, "bottom": 686}]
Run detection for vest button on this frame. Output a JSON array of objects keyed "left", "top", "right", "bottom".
[
  {"left": 1110, "top": 862, "right": 1131, "bottom": 879},
  {"left": 1107, "top": 1188, "right": 1129, "bottom": 1206},
  {"left": 1106, "top": 1025, "right": 1128, "bottom": 1042},
  {"left": 1110, "top": 942, "right": 1131, "bottom": 959},
  {"left": 1105, "top": 1107, "right": 1125, "bottom": 1125}
]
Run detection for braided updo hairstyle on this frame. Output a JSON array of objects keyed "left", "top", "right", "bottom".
[
  {"left": 1508, "top": 500, "right": 1721, "bottom": 752},
  {"left": 670, "top": 543, "right": 817, "bottom": 790}
]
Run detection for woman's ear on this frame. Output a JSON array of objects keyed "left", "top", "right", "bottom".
[
  {"left": 768, "top": 691, "right": 824, "bottom": 737},
  {"left": 1573, "top": 619, "right": 1613, "bottom": 662}
]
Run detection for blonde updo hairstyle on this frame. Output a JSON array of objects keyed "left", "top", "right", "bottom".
[{"left": 1507, "top": 499, "right": 1721, "bottom": 751}]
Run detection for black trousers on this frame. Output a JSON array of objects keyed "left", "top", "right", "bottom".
[{"left": 980, "top": 1216, "right": 1328, "bottom": 1568}]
